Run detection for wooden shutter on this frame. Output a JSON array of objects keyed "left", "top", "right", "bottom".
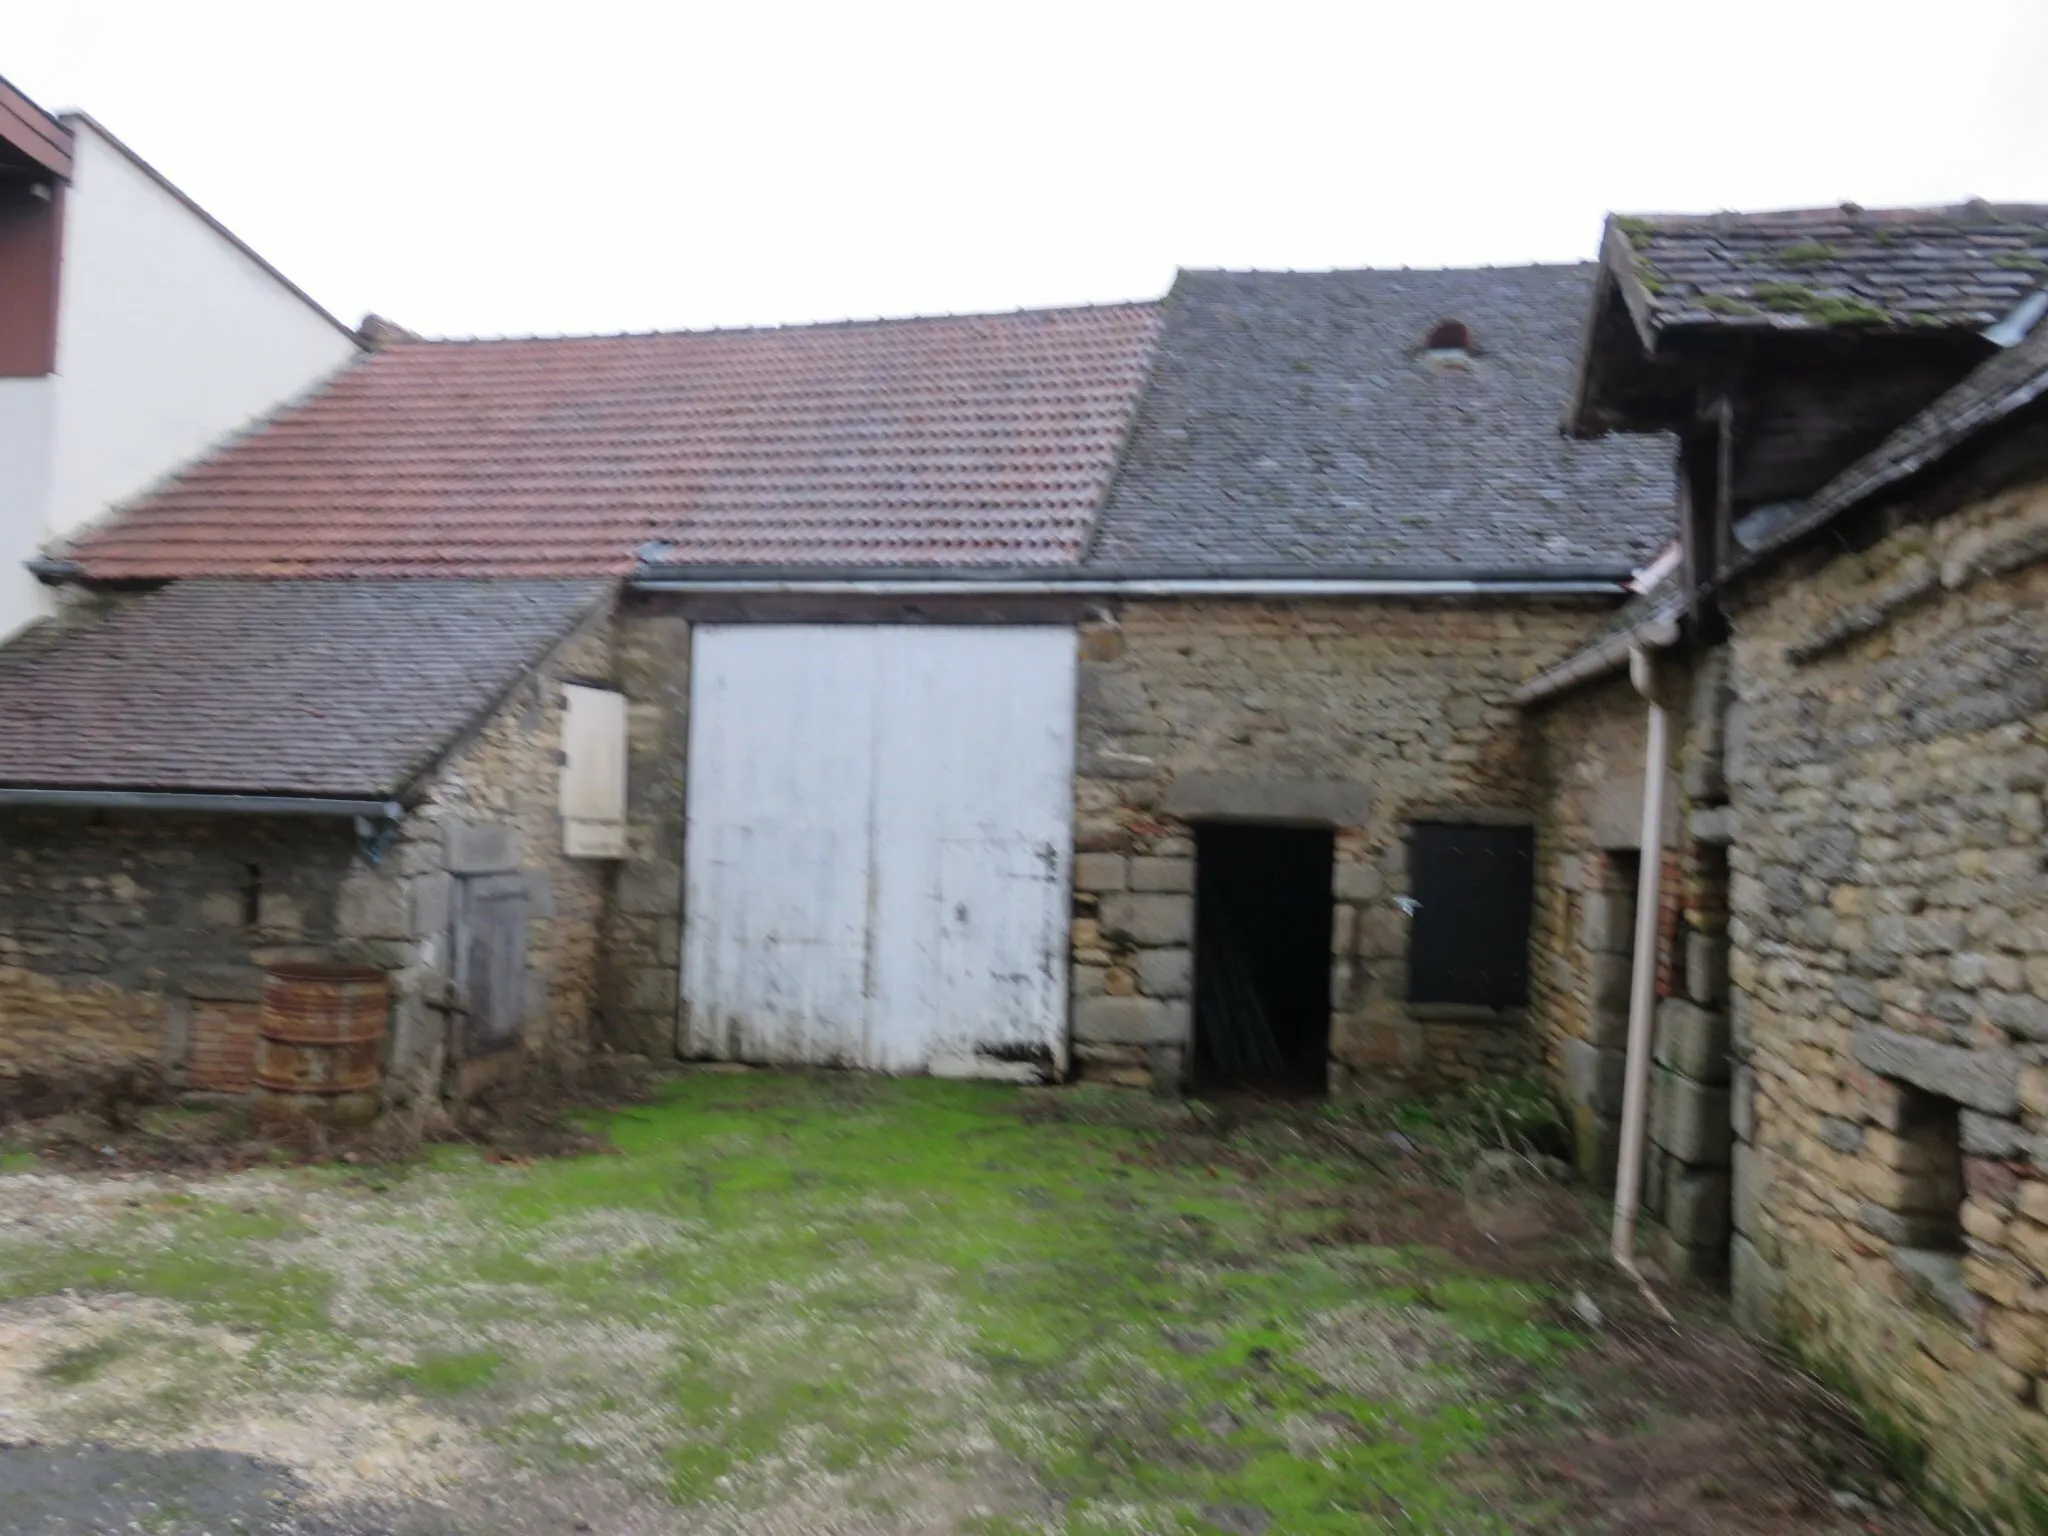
[
  {"left": 1407, "top": 823, "right": 1534, "bottom": 1008},
  {"left": 559, "top": 685, "right": 627, "bottom": 859}
]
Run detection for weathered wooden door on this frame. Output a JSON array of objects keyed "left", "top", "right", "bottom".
[
  {"left": 681, "top": 625, "right": 1076, "bottom": 1077},
  {"left": 453, "top": 872, "right": 529, "bottom": 1058}
]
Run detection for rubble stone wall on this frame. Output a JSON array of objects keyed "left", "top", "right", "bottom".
[
  {"left": 0, "top": 812, "right": 353, "bottom": 1096},
  {"left": 1724, "top": 470, "right": 2048, "bottom": 1508},
  {"left": 367, "top": 605, "right": 619, "bottom": 1103},
  {"left": 1526, "top": 651, "right": 1741, "bottom": 1281},
  {"left": 596, "top": 601, "right": 690, "bottom": 1058},
  {"left": 1071, "top": 596, "right": 1604, "bottom": 1093}
]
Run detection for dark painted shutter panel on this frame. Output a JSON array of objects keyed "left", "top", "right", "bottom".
[
  {"left": 454, "top": 873, "right": 529, "bottom": 1058},
  {"left": 1408, "top": 823, "right": 1534, "bottom": 1007}
]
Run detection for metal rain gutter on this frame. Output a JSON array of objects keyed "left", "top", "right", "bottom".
[
  {"left": 1610, "top": 640, "right": 1678, "bottom": 1322},
  {"left": 629, "top": 576, "right": 1627, "bottom": 599},
  {"left": 0, "top": 788, "right": 402, "bottom": 820},
  {"left": 1512, "top": 610, "right": 1681, "bottom": 707}
]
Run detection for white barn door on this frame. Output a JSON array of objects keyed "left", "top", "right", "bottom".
[{"left": 682, "top": 625, "right": 1076, "bottom": 1077}]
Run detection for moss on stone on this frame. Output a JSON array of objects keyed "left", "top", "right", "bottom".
[
  {"left": 1700, "top": 294, "right": 1763, "bottom": 317},
  {"left": 1800, "top": 295, "right": 1891, "bottom": 326},
  {"left": 1751, "top": 281, "right": 1816, "bottom": 312},
  {"left": 1777, "top": 241, "right": 1840, "bottom": 267},
  {"left": 1749, "top": 282, "right": 1889, "bottom": 326}
]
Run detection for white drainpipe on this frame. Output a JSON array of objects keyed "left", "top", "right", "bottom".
[{"left": 1611, "top": 641, "right": 1674, "bottom": 1314}]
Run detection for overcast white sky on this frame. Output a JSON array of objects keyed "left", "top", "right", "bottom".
[{"left": 9, "top": 1, "right": 2045, "bottom": 338}]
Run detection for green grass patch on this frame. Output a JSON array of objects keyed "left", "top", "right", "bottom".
[
  {"left": 0, "top": 1075, "right": 1602, "bottom": 1528},
  {"left": 381, "top": 1348, "right": 505, "bottom": 1397},
  {"left": 34, "top": 1335, "right": 130, "bottom": 1385}
]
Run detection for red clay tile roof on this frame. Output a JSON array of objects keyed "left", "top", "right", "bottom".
[
  {"left": 65, "top": 304, "right": 1163, "bottom": 579},
  {"left": 1606, "top": 202, "right": 2048, "bottom": 334}
]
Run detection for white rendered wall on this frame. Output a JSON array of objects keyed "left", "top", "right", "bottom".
[
  {"left": 0, "top": 377, "right": 56, "bottom": 639},
  {"left": 42, "top": 120, "right": 359, "bottom": 541}
]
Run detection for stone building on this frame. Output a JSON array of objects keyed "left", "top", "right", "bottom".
[
  {"left": 1051, "top": 267, "right": 1670, "bottom": 1093},
  {"left": 6, "top": 268, "right": 1672, "bottom": 1103},
  {"left": 1555, "top": 202, "right": 2048, "bottom": 1516},
  {"left": 0, "top": 579, "right": 616, "bottom": 1106}
]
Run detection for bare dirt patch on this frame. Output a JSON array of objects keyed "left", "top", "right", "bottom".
[
  {"left": 1, "top": 1051, "right": 660, "bottom": 1177},
  {"left": 1487, "top": 1308, "right": 1931, "bottom": 1535}
]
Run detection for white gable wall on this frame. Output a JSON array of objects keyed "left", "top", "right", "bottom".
[
  {"left": 42, "top": 119, "right": 361, "bottom": 546},
  {"left": 0, "top": 378, "right": 57, "bottom": 641}
]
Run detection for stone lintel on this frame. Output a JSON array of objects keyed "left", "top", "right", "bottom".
[
  {"left": 445, "top": 822, "right": 522, "bottom": 875},
  {"left": 1161, "top": 773, "right": 1369, "bottom": 827},
  {"left": 1850, "top": 1026, "right": 2021, "bottom": 1116}
]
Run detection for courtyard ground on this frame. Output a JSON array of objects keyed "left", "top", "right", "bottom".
[{"left": 0, "top": 1072, "right": 1937, "bottom": 1534}]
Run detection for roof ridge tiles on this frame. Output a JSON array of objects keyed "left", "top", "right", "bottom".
[
  {"left": 1613, "top": 200, "right": 2048, "bottom": 227},
  {"left": 388, "top": 297, "right": 1164, "bottom": 349},
  {"left": 1173, "top": 261, "right": 1596, "bottom": 279}
]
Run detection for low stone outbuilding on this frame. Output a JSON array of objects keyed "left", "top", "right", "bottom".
[
  {"left": 1548, "top": 201, "right": 2048, "bottom": 1518},
  {"left": 1052, "top": 267, "right": 1671, "bottom": 1093},
  {"left": 13, "top": 272, "right": 1672, "bottom": 1105},
  {"left": 0, "top": 578, "right": 617, "bottom": 1107}
]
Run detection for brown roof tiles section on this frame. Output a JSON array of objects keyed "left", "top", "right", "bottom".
[
  {"left": 0, "top": 580, "right": 608, "bottom": 797},
  {"left": 1611, "top": 202, "right": 2048, "bottom": 333},
  {"left": 65, "top": 304, "right": 1163, "bottom": 578}
]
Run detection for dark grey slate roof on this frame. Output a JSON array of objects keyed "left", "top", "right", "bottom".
[
  {"left": 1086, "top": 266, "right": 1676, "bottom": 575},
  {"left": 1610, "top": 203, "right": 2048, "bottom": 334},
  {"left": 0, "top": 579, "right": 608, "bottom": 798}
]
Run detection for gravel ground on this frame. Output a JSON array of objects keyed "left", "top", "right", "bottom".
[{"left": 0, "top": 1075, "right": 1943, "bottom": 1535}]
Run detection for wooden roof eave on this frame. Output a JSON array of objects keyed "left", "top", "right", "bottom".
[{"left": 1565, "top": 221, "right": 1665, "bottom": 438}]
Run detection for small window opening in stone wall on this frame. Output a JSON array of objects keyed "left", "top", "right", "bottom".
[
  {"left": 1599, "top": 849, "right": 1682, "bottom": 997},
  {"left": 1192, "top": 823, "right": 1333, "bottom": 1091},
  {"left": 1885, "top": 1087, "right": 1974, "bottom": 1325},
  {"left": 1653, "top": 850, "right": 1683, "bottom": 998},
  {"left": 1894, "top": 1088, "right": 1967, "bottom": 1254},
  {"left": 1409, "top": 822, "right": 1534, "bottom": 1008},
  {"left": 239, "top": 864, "right": 263, "bottom": 929},
  {"left": 1605, "top": 850, "right": 1640, "bottom": 910}
]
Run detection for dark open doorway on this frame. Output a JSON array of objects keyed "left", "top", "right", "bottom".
[{"left": 1193, "top": 823, "right": 1334, "bottom": 1091}]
